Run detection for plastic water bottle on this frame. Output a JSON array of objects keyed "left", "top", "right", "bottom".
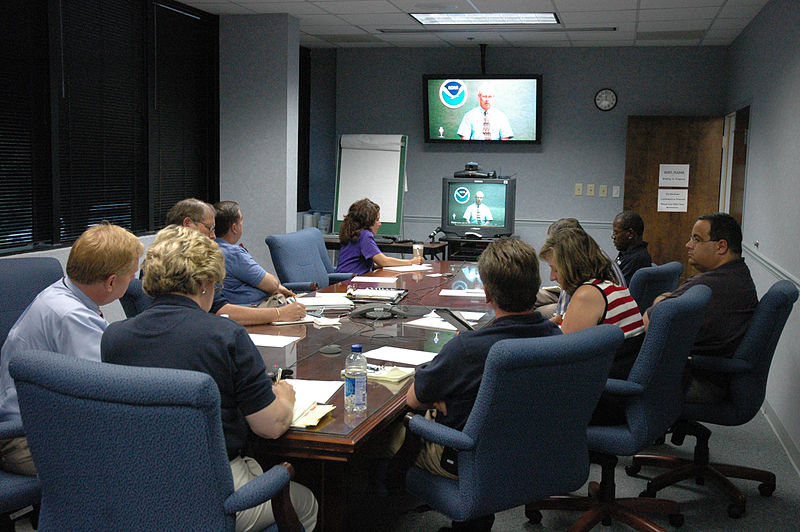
[{"left": 344, "top": 344, "right": 367, "bottom": 412}]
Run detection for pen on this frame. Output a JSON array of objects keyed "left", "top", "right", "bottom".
[
  {"left": 276, "top": 368, "right": 283, "bottom": 382},
  {"left": 367, "top": 364, "right": 382, "bottom": 372}
]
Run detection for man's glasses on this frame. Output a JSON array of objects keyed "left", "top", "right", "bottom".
[
  {"left": 214, "top": 283, "right": 223, "bottom": 295},
  {"left": 689, "top": 235, "right": 719, "bottom": 244},
  {"left": 197, "top": 221, "right": 215, "bottom": 233}
]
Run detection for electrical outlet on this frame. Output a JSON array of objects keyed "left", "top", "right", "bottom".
[
  {"left": 574, "top": 183, "right": 583, "bottom": 196},
  {"left": 599, "top": 185, "right": 608, "bottom": 197},
  {"left": 586, "top": 183, "right": 595, "bottom": 196},
  {"left": 612, "top": 186, "right": 620, "bottom": 198}
]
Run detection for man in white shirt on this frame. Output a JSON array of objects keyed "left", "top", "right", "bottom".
[
  {"left": 0, "top": 223, "right": 143, "bottom": 475},
  {"left": 457, "top": 84, "right": 514, "bottom": 141},
  {"left": 462, "top": 191, "right": 494, "bottom": 225}
]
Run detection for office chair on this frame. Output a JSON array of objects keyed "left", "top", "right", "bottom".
[
  {"left": 403, "top": 325, "right": 623, "bottom": 528},
  {"left": 0, "top": 420, "right": 41, "bottom": 532},
  {"left": 527, "top": 284, "right": 711, "bottom": 531},
  {"left": 0, "top": 257, "right": 64, "bottom": 343},
  {"left": 266, "top": 227, "right": 353, "bottom": 291},
  {"left": 628, "top": 279, "right": 798, "bottom": 518},
  {"left": 11, "top": 350, "right": 301, "bottom": 532},
  {"left": 628, "top": 261, "right": 683, "bottom": 313},
  {"left": 119, "top": 278, "right": 153, "bottom": 318}
]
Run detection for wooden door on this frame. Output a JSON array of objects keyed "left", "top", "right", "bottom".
[
  {"left": 623, "top": 116, "right": 724, "bottom": 279},
  {"left": 729, "top": 107, "right": 749, "bottom": 225}
]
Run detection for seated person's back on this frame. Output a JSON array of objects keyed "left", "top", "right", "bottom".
[{"left": 612, "top": 210, "right": 653, "bottom": 285}]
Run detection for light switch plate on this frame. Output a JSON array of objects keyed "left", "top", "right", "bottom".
[
  {"left": 612, "top": 186, "right": 620, "bottom": 198},
  {"left": 586, "top": 183, "right": 595, "bottom": 196},
  {"left": 599, "top": 185, "right": 608, "bottom": 197},
  {"left": 574, "top": 183, "right": 583, "bottom": 196}
]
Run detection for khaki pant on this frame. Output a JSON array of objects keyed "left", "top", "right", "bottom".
[
  {"left": 231, "top": 456, "right": 318, "bottom": 532},
  {"left": 387, "top": 410, "right": 458, "bottom": 480},
  {"left": 0, "top": 436, "right": 37, "bottom": 476}
]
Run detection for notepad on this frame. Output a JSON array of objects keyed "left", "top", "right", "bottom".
[
  {"left": 287, "top": 379, "right": 342, "bottom": 428},
  {"left": 383, "top": 264, "right": 433, "bottom": 272},
  {"left": 439, "top": 289, "right": 485, "bottom": 298},
  {"left": 249, "top": 334, "right": 301, "bottom": 347},
  {"left": 296, "top": 294, "right": 354, "bottom": 310},
  {"left": 350, "top": 275, "right": 398, "bottom": 283}
]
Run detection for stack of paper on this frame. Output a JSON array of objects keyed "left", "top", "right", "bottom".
[
  {"left": 297, "top": 293, "right": 354, "bottom": 310},
  {"left": 383, "top": 264, "right": 432, "bottom": 272},
  {"left": 365, "top": 346, "right": 437, "bottom": 366},
  {"left": 350, "top": 275, "right": 398, "bottom": 283},
  {"left": 287, "top": 379, "right": 343, "bottom": 428}
]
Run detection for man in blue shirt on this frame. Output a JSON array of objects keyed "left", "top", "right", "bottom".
[
  {"left": 214, "top": 201, "right": 294, "bottom": 306},
  {"left": 0, "top": 223, "right": 143, "bottom": 475}
]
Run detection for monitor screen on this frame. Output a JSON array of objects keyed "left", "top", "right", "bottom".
[
  {"left": 441, "top": 177, "right": 516, "bottom": 239},
  {"left": 423, "top": 75, "right": 542, "bottom": 144}
]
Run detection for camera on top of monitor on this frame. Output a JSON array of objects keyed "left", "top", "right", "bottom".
[{"left": 454, "top": 162, "right": 496, "bottom": 179}]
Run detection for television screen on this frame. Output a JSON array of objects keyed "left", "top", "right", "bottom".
[
  {"left": 441, "top": 177, "right": 516, "bottom": 239},
  {"left": 423, "top": 75, "right": 541, "bottom": 144}
]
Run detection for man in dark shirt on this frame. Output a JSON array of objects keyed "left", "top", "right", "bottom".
[
  {"left": 612, "top": 210, "right": 653, "bottom": 285},
  {"left": 644, "top": 213, "right": 757, "bottom": 402}
]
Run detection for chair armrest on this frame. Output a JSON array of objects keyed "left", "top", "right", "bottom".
[
  {"left": 0, "top": 419, "right": 25, "bottom": 439},
  {"left": 604, "top": 379, "right": 644, "bottom": 397},
  {"left": 405, "top": 412, "right": 475, "bottom": 451},
  {"left": 328, "top": 272, "right": 354, "bottom": 285},
  {"left": 224, "top": 462, "right": 302, "bottom": 532},
  {"left": 688, "top": 356, "right": 752, "bottom": 374},
  {"left": 283, "top": 282, "right": 319, "bottom": 293}
]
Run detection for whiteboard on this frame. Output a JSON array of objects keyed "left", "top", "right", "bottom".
[{"left": 334, "top": 134, "right": 406, "bottom": 236}]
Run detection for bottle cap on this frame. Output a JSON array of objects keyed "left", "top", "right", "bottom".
[{"left": 351, "top": 344, "right": 362, "bottom": 352}]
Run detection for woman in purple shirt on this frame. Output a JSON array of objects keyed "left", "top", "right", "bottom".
[{"left": 335, "top": 198, "right": 423, "bottom": 275}]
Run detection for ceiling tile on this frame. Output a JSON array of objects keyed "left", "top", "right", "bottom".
[
  {"left": 468, "top": 0, "right": 556, "bottom": 11},
  {"left": 638, "top": 7, "right": 721, "bottom": 21},
  {"left": 555, "top": 0, "right": 637, "bottom": 11},
  {"left": 312, "top": 1, "right": 402, "bottom": 14},
  {"left": 558, "top": 10, "right": 637, "bottom": 24},
  {"left": 637, "top": 19, "right": 712, "bottom": 32}
]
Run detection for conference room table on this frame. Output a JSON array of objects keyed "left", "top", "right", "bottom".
[{"left": 246, "top": 260, "right": 490, "bottom": 531}]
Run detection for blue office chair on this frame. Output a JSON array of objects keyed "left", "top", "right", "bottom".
[
  {"left": 266, "top": 227, "right": 353, "bottom": 292},
  {"left": 0, "top": 420, "right": 40, "bottom": 532},
  {"left": 527, "top": 285, "right": 711, "bottom": 531},
  {"left": 119, "top": 278, "right": 153, "bottom": 318},
  {"left": 628, "top": 261, "right": 683, "bottom": 313},
  {"left": 404, "top": 325, "right": 623, "bottom": 528},
  {"left": 628, "top": 279, "right": 798, "bottom": 518},
  {"left": 11, "top": 350, "right": 301, "bottom": 532},
  {"left": 0, "top": 257, "right": 64, "bottom": 343}
]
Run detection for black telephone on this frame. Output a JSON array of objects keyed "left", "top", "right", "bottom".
[{"left": 349, "top": 303, "right": 407, "bottom": 320}]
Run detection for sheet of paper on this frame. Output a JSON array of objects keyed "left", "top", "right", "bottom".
[
  {"left": 350, "top": 275, "right": 398, "bottom": 283},
  {"left": 287, "top": 379, "right": 343, "bottom": 405},
  {"left": 273, "top": 315, "right": 315, "bottom": 326},
  {"left": 383, "top": 264, "right": 433, "bottom": 272},
  {"left": 365, "top": 346, "right": 437, "bottom": 366},
  {"left": 248, "top": 334, "right": 301, "bottom": 347},
  {"left": 439, "top": 288, "right": 485, "bottom": 298},
  {"left": 404, "top": 310, "right": 485, "bottom": 332}
]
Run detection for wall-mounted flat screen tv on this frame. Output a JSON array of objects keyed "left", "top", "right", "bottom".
[
  {"left": 441, "top": 177, "right": 516, "bottom": 239},
  {"left": 423, "top": 74, "right": 542, "bottom": 144}
]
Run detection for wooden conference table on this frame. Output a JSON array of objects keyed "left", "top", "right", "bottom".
[{"left": 246, "top": 260, "right": 490, "bottom": 531}]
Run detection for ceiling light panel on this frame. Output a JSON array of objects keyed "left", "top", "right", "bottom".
[{"left": 411, "top": 13, "right": 558, "bottom": 25}]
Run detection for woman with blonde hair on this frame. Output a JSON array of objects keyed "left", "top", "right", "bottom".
[
  {"left": 540, "top": 227, "right": 644, "bottom": 380},
  {"left": 335, "top": 198, "right": 423, "bottom": 275},
  {"left": 101, "top": 225, "right": 317, "bottom": 531}
]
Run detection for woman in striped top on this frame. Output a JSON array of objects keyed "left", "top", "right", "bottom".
[{"left": 539, "top": 227, "right": 645, "bottom": 381}]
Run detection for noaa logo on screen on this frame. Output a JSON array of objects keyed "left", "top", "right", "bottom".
[
  {"left": 453, "top": 187, "right": 470, "bottom": 204},
  {"left": 439, "top": 80, "right": 467, "bottom": 109}
]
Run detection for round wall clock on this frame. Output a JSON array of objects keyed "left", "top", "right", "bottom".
[{"left": 594, "top": 88, "right": 617, "bottom": 111}]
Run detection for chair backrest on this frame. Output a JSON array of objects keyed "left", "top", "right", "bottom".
[
  {"left": 266, "top": 227, "right": 332, "bottom": 288},
  {"left": 456, "top": 325, "right": 623, "bottom": 518},
  {"left": 622, "top": 284, "right": 711, "bottom": 451},
  {"left": 628, "top": 261, "right": 683, "bottom": 313},
  {"left": 689, "top": 279, "right": 798, "bottom": 425},
  {"left": 0, "top": 420, "right": 41, "bottom": 515},
  {"left": 11, "top": 350, "right": 237, "bottom": 531},
  {"left": 0, "top": 258, "right": 64, "bottom": 345},
  {"left": 119, "top": 278, "right": 153, "bottom": 317}
]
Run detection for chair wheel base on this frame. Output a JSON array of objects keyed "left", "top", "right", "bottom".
[
  {"left": 758, "top": 481, "right": 775, "bottom": 497},
  {"left": 639, "top": 488, "right": 657, "bottom": 498},
  {"left": 525, "top": 508, "right": 542, "bottom": 523},
  {"left": 625, "top": 464, "right": 641, "bottom": 476},
  {"left": 727, "top": 503, "right": 746, "bottom": 519},
  {"left": 668, "top": 513, "right": 684, "bottom": 527}
]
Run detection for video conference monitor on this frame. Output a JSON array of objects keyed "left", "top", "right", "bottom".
[
  {"left": 423, "top": 74, "right": 542, "bottom": 144},
  {"left": 441, "top": 177, "right": 516, "bottom": 239}
]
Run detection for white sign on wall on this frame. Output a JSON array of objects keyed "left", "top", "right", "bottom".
[
  {"left": 657, "top": 188, "right": 689, "bottom": 212},
  {"left": 658, "top": 164, "right": 690, "bottom": 187}
]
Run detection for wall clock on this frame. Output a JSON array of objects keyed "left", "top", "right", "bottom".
[{"left": 595, "top": 88, "right": 617, "bottom": 111}]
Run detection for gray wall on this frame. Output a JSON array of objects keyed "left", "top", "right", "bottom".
[
  {"left": 308, "top": 48, "right": 338, "bottom": 212},
  {"left": 726, "top": 0, "right": 800, "bottom": 466},
  {"left": 316, "top": 45, "right": 726, "bottom": 274},
  {"left": 219, "top": 14, "right": 299, "bottom": 271}
]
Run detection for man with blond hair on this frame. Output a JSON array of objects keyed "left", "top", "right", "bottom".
[{"left": 0, "top": 223, "right": 143, "bottom": 475}]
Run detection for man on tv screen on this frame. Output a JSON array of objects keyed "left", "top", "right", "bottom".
[
  {"left": 463, "top": 191, "right": 494, "bottom": 225},
  {"left": 457, "top": 84, "right": 514, "bottom": 141}
]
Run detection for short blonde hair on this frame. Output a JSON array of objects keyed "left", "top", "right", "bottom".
[
  {"left": 142, "top": 225, "right": 225, "bottom": 297},
  {"left": 66, "top": 223, "right": 143, "bottom": 284},
  {"left": 540, "top": 227, "right": 614, "bottom": 295}
]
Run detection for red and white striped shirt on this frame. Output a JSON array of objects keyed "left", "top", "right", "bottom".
[{"left": 578, "top": 278, "right": 645, "bottom": 338}]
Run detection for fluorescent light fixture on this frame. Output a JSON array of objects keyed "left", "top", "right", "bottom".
[{"left": 411, "top": 13, "right": 558, "bottom": 25}]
